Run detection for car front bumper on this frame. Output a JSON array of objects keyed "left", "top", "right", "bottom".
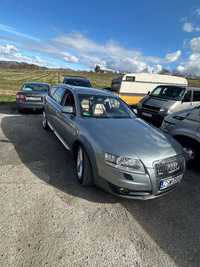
[
  {"left": 95, "top": 157, "right": 185, "bottom": 200},
  {"left": 137, "top": 109, "right": 165, "bottom": 127}
]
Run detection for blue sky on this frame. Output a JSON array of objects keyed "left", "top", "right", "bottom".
[{"left": 1, "top": 0, "right": 200, "bottom": 75}]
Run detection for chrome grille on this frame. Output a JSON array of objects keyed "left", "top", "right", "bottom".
[{"left": 154, "top": 156, "right": 185, "bottom": 179}]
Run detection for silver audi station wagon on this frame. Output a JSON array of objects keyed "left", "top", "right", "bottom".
[{"left": 42, "top": 85, "right": 186, "bottom": 200}]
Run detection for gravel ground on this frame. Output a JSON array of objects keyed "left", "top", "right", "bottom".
[{"left": 0, "top": 107, "right": 200, "bottom": 267}]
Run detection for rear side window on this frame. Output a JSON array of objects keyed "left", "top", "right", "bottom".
[
  {"left": 49, "top": 87, "right": 57, "bottom": 97},
  {"left": 183, "top": 90, "right": 192, "bottom": 102},
  {"left": 193, "top": 90, "right": 200, "bottom": 102},
  {"left": 63, "top": 78, "right": 91, "bottom": 87},
  {"left": 52, "top": 87, "right": 65, "bottom": 104}
]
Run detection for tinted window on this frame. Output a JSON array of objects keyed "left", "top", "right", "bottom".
[
  {"left": 22, "top": 83, "right": 49, "bottom": 92},
  {"left": 125, "top": 76, "right": 135, "bottom": 82},
  {"left": 183, "top": 90, "right": 192, "bottom": 102},
  {"left": 52, "top": 87, "right": 65, "bottom": 104},
  {"left": 78, "top": 94, "right": 132, "bottom": 119},
  {"left": 62, "top": 91, "right": 75, "bottom": 108},
  {"left": 63, "top": 78, "right": 91, "bottom": 87},
  {"left": 151, "top": 86, "right": 185, "bottom": 100},
  {"left": 49, "top": 87, "right": 57, "bottom": 97},
  {"left": 193, "top": 90, "right": 200, "bottom": 102}
]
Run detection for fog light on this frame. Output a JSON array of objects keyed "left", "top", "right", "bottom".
[{"left": 119, "top": 187, "right": 129, "bottom": 194}]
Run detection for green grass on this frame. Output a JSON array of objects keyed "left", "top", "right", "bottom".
[
  {"left": 0, "top": 95, "right": 16, "bottom": 103},
  {"left": 0, "top": 68, "right": 200, "bottom": 104},
  {"left": 0, "top": 69, "right": 116, "bottom": 96}
]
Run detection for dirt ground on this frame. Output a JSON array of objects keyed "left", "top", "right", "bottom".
[{"left": 0, "top": 107, "right": 200, "bottom": 267}]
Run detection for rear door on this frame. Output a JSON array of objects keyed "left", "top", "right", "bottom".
[
  {"left": 45, "top": 86, "right": 65, "bottom": 130},
  {"left": 192, "top": 89, "right": 200, "bottom": 108},
  {"left": 56, "top": 90, "right": 78, "bottom": 148},
  {"left": 181, "top": 89, "right": 193, "bottom": 111}
]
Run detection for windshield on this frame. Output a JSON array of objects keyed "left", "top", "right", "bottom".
[
  {"left": 22, "top": 84, "right": 49, "bottom": 92},
  {"left": 64, "top": 79, "right": 91, "bottom": 87},
  {"left": 150, "top": 86, "right": 185, "bottom": 100},
  {"left": 78, "top": 94, "right": 132, "bottom": 119}
]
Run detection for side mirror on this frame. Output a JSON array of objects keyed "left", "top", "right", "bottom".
[
  {"left": 61, "top": 106, "right": 74, "bottom": 114},
  {"left": 147, "top": 91, "right": 150, "bottom": 95}
]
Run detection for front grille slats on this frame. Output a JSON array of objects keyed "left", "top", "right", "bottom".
[
  {"left": 154, "top": 156, "right": 185, "bottom": 180},
  {"left": 142, "top": 104, "right": 160, "bottom": 113}
]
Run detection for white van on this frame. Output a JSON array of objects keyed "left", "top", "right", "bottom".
[{"left": 111, "top": 73, "right": 188, "bottom": 106}]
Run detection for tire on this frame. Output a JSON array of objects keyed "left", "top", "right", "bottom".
[
  {"left": 177, "top": 137, "right": 199, "bottom": 163},
  {"left": 75, "top": 145, "right": 93, "bottom": 186},
  {"left": 42, "top": 111, "right": 49, "bottom": 130}
]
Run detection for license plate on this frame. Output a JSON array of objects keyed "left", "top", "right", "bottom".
[
  {"left": 26, "top": 97, "right": 42, "bottom": 101},
  {"left": 160, "top": 174, "right": 183, "bottom": 190},
  {"left": 142, "top": 112, "right": 152, "bottom": 118}
]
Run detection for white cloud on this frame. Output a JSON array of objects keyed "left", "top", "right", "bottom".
[
  {"left": 165, "top": 50, "right": 181, "bottom": 63},
  {"left": 0, "top": 24, "right": 40, "bottom": 41},
  {"left": 0, "top": 31, "right": 184, "bottom": 73},
  {"left": 195, "top": 8, "right": 200, "bottom": 16},
  {"left": 182, "top": 22, "right": 200, "bottom": 33},
  {"left": 177, "top": 37, "right": 200, "bottom": 76},
  {"left": 52, "top": 32, "right": 167, "bottom": 72},
  {"left": 0, "top": 44, "right": 48, "bottom": 66},
  {"left": 183, "top": 22, "right": 194, "bottom": 32},
  {"left": 153, "top": 64, "right": 163, "bottom": 73}
]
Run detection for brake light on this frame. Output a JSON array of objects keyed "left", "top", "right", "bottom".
[{"left": 16, "top": 93, "right": 26, "bottom": 101}]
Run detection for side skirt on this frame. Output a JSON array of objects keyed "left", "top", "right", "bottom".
[{"left": 47, "top": 121, "right": 70, "bottom": 151}]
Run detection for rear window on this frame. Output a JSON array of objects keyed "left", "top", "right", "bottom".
[
  {"left": 193, "top": 90, "right": 200, "bottom": 102},
  {"left": 63, "top": 78, "right": 91, "bottom": 87},
  {"left": 150, "top": 86, "right": 185, "bottom": 100},
  {"left": 22, "top": 84, "right": 49, "bottom": 92}
]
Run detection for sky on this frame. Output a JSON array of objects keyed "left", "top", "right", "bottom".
[{"left": 1, "top": 0, "right": 200, "bottom": 75}]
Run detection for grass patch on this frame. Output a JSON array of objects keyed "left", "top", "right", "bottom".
[{"left": 0, "top": 95, "right": 16, "bottom": 103}]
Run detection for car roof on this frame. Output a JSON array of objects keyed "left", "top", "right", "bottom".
[
  {"left": 58, "top": 84, "right": 114, "bottom": 96},
  {"left": 63, "top": 76, "right": 90, "bottom": 81},
  {"left": 23, "top": 82, "right": 50, "bottom": 86}
]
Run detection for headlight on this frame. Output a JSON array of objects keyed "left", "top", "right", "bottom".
[
  {"left": 105, "top": 153, "right": 145, "bottom": 174},
  {"left": 159, "top": 108, "right": 171, "bottom": 115}
]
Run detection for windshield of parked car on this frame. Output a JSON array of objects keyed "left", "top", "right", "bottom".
[
  {"left": 78, "top": 94, "right": 132, "bottom": 119},
  {"left": 150, "top": 86, "right": 185, "bottom": 100},
  {"left": 22, "top": 84, "right": 50, "bottom": 92},
  {"left": 64, "top": 78, "right": 91, "bottom": 87}
]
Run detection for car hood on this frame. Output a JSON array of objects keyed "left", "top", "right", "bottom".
[
  {"left": 141, "top": 96, "right": 177, "bottom": 110},
  {"left": 80, "top": 117, "right": 183, "bottom": 168}
]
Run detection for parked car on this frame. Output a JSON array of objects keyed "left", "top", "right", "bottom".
[
  {"left": 161, "top": 106, "right": 200, "bottom": 162},
  {"left": 16, "top": 82, "right": 50, "bottom": 112},
  {"left": 110, "top": 73, "right": 188, "bottom": 107},
  {"left": 137, "top": 86, "right": 200, "bottom": 126},
  {"left": 63, "top": 76, "right": 92, "bottom": 87},
  {"left": 42, "top": 84, "right": 185, "bottom": 200}
]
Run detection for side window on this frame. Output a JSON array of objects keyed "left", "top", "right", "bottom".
[
  {"left": 183, "top": 90, "right": 192, "bottom": 102},
  {"left": 49, "top": 86, "right": 57, "bottom": 97},
  {"left": 193, "top": 90, "right": 200, "bottom": 102},
  {"left": 53, "top": 87, "right": 65, "bottom": 104},
  {"left": 62, "top": 91, "right": 76, "bottom": 111}
]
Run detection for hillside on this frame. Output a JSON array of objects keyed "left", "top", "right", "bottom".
[
  {"left": 0, "top": 64, "right": 200, "bottom": 103},
  {"left": 0, "top": 61, "right": 48, "bottom": 70}
]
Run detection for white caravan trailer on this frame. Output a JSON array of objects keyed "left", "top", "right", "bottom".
[{"left": 111, "top": 73, "right": 188, "bottom": 106}]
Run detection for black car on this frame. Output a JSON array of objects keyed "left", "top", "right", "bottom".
[
  {"left": 16, "top": 82, "right": 50, "bottom": 112},
  {"left": 63, "top": 76, "right": 92, "bottom": 88}
]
